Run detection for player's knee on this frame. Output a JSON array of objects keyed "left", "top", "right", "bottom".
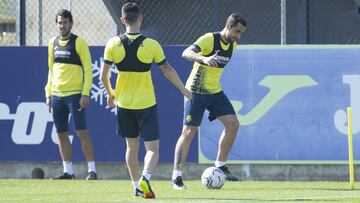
[
  {"left": 226, "top": 119, "right": 239, "bottom": 132},
  {"left": 126, "top": 145, "right": 139, "bottom": 152},
  {"left": 148, "top": 145, "right": 159, "bottom": 154},
  {"left": 57, "top": 132, "right": 68, "bottom": 137},
  {"left": 76, "top": 130, "right": 92, "bottom": 143},
  {"left": 145, "top": 143, "right": 159, "bottom": 153},
  {"left": 76, "top": 129, "right": 89, "bottom": 137},
  {"left": 233, "top": 119, "right": 240, "bottom": 130},
  {"left": 152, "top": 149, "right": 159, "bottom": 155},
  {"left": 182, "top": 127, "right": 197, "bottom": 138},
  {"left": 144, "top": 140, "right": 159, "bottom": 154},
  {"left": 57, "top": 132, "right": 70, "bottom": 142}
]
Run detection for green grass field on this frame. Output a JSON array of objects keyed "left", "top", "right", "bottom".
[{"left": 0, "top": 180, "right": 359, "bottom": 202}]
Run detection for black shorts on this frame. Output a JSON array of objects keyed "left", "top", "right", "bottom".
[
  {"left": 117, "top": 105, "right": 159, "bottom": 141},
  {"left": 183, "top": 91, "right": 236, "bottom": 126},
  {"left": 51, "top": 94, "right": 87, "bottom": 133}
]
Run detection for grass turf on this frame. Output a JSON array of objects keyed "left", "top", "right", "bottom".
[{"left": 0, "top": 179, "right": 359, "bottom": 202}]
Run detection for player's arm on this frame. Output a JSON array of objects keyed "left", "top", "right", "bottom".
[
  {"left": 158, "top": 61, "right": 192, "bottom": 100},
  {"left": 100, "top": 63, "right": 115, "bottom": 108},
  {"left": 100, "top": 41, "right": 116, "bottom": 107},
  {"left": 152, "top": 39, "right": 192, "bottom": 100},
  {"left": 182, "top": 33, "right": 219, "bottom": 67},
  {"left": 45, "top": 40, "right": 54, "bottom": 112},
  {"left": 76, "top": 38, "right": 92, "bottom": 110}
]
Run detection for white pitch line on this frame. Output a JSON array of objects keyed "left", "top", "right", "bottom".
[
  {"left": 3, "top": 195, "right": 360, "bottom": 202},
  {"left": 261, "top": 195, "right": 360, "bottom": 201}
]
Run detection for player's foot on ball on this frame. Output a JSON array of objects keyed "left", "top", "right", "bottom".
[
  {"left": 86, "top": 171, "right": 98, "bottom": 180},
  {"left": 172, "top": 176, "right": 187, "bottom": 190},
  {"left": 133, "top": 188, "right": 144, "bottom": 197},
  {"left": 218, "top": 165, "right": 239, "bottom": 181},
  {"left": 139, "top": 176, "right": 155, "bottom": 199},
  {"left": 52, "top": 172, "right": 75, "bottom": 180}
]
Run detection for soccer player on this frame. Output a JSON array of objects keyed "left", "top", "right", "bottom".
[
  {"left": 172, "top": 13, "right": 247, "bottom": 190},
  {"left": 45, "top": 9, "right": 97, "bottom": 180},
  {"left": 100, "top": 3, "right": 191, "bottom": 199}
]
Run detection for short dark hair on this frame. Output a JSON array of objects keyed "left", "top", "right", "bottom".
[
  {"left": 226, "top": 13, "right": 247, "bottom": 27},
  {"left": 121, "top": 3, "right": 141, "bottom": 25},
  {"left": 55, "top": 9, "right": 73, "bottom": 23}
]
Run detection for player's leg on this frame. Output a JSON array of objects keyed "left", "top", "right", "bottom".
[
  {"left": 57, "top": 132, "right": 72, "bottom": 162},
  {"left": 138, "top": 105, "right": 159, "bottom": 199},
  {"left": 172, "top": 125, "right": 198, "bottom": 190},
  {"left": 139, "top": 139, "right": 158, "bottom": 199},
  {"left": 76, "top": 129, "right": 95, "bottom": 162},
  {"left": 173, "top": 125, "right": 198, "bottom": 171},
  {"left": 143, "top": 140, "right": 159, "bottom": 176},
  {"left": 208, "top": 91, "right": 240, "bottom": 181},
  {"left": 126, "top": 138, "right": 145, "bottom": 197},
  {"left": 216, "top": 114, "right": 239, "bottom": 162},
  {"left": 77, "top": 129, "right": 97, "bottom": 179},
  {"left": 125, "top": 137, "right": 144, "bottom": 197},
  {"left": 56, "top": 132, "right": 74, "bottom": 179},
  {"left": 172, "top": 94, "right": 205, "bottom": 189},
  {"left": 117, "top": 106, "right": 142, "bottom": 195},
  {"left": 51, "top": 95, "right": 74, "bottom": 179},
  {"left": 125, "top": 137, "right": 141, "bottom": 183},
  {"left": 216, "top": 114, "right": 239, "bottom": 181},
  {"left": 70, "top": 94, "right": 97, "bottom": 180}
]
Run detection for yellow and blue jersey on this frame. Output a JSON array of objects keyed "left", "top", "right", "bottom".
[
  {"left": 186, "top": 32, "right": 238, "bottom": 94},
  {"left": 103, "top": 33, "right": 166, "bottom": 109},
  {"left": 45, "top": 34, "right": 93, "bottom": 97}
]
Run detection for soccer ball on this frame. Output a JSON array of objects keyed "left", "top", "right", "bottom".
[{"left": 201, "top": 167, "right": 225, "bottom": 189}]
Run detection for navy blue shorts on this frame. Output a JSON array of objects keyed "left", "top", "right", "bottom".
[
  {"left": 51, "top": 94, "right": 87, "bottom": 133},
  {"left": 183, "top": 91, "right": 236, "bottom": 126},
  {"left": 117, "top": 105, "right": 160, "bottom": 141}
]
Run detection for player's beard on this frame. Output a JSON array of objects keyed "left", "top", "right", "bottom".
[
  {"left": 225, "top": 34, "right": 234, "bottom": 44},
  {"left": 224, "top": 31, "right": 236, "bottom": 43},
  {"left": 60, "top": 29, "right": 71, "bottom": 39}
]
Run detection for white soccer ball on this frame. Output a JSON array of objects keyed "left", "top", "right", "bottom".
[{"left": 201, "top": 167, "right": 225, "bottom": 189}]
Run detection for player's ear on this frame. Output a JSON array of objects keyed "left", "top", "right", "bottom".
[
  {"left": 225, "top": 23, "right": 232, "bottom": 30},
  {"left": 138, "top": 14, "right": 143, "bottom": 24},
  {"left": 120, "top": 17, "right": 126, "bottom": 25}
]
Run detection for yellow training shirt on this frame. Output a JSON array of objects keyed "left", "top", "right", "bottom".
[
  {"left": 185, "top": 32, "right": 237, "bottom": 94},
  {"left": 103, "top": 33, "right": 166, "bottom": 109},
  {"left": 45, "top": 34, "right": 93, "bottom": 97}
]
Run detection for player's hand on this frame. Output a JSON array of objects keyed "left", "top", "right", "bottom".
[
  {"left": 46, "top": 97, "right": 51, "bottom": 113},
  {"left": 79, "top": 95, "right": 90, "bottom": 111},
  {"left": 202, "top": 53, "right": 220, "bottom": 67},
  {"left": 182, "top": 88, "right": 192, "bottom": 101},
  {"left": 107, "top": 90, "right": 116, "bottom": 108}
]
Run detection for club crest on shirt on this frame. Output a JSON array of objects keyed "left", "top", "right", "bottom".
[{"left": 186, "top": 115, "right": 192, "bottom": 123}]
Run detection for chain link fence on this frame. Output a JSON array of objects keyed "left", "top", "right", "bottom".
[
  {"left": 134, "top": 0, "right": 281, "bottom": 45},
  {"left": 0, "top": 0, "right": 116, "bottom": 46},
  {"left": 1, "top": 0, "right": 360, "bottom": 46},
  {"left": 0, "top": 0, "right": 283, "bottom": 46},
  {"left": 0, "top": 0, "right": 17, "bottom": 46}
]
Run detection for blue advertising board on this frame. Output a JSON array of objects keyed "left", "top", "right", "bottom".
[
  {"left": 0, "top": 46, "right": 195, "bottom": 162},
  {"left": 199, "top": 45, "right": 360, "bottom": 163},
  {"left": 1, "top": 45, "right": 359, "bottom": 163}
]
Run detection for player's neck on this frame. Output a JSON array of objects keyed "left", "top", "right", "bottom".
[
  {"left": 219, "top": 30, "right": 229, "bottom": 44},
  {"left": 59, "top": 32, "right": 72, "bottom": 40},
  {"left": 126, "top": 26, "right": 141, "bottom": 34}
]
